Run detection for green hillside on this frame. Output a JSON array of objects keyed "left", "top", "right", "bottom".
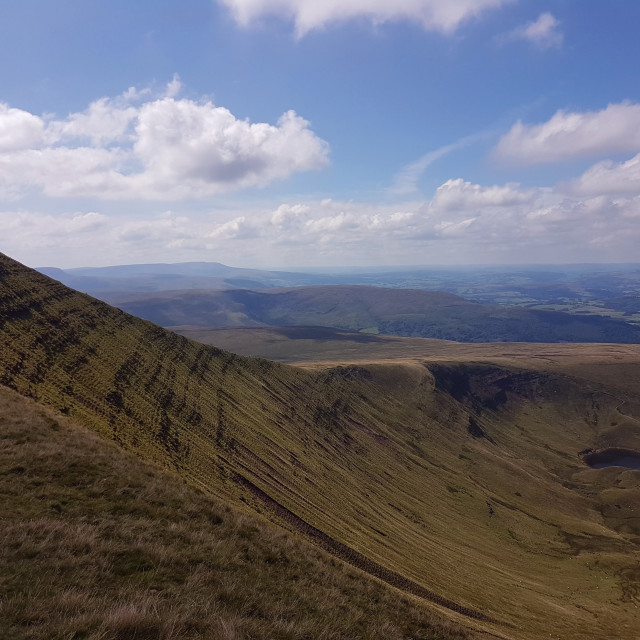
[
  {"left": 1, "top": 384, "right": 469, "bottom": 640},
  {"left": 2, "top": 251, "right": 640, "bottom": 639},
  {"left": 106, "top": 285, "right": 640, "bottom": 343}
]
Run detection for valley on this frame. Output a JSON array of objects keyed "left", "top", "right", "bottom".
[{"left": 104, "top": 285, "right": 640, "bottom": 344}]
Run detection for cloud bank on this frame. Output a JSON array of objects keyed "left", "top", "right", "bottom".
[
  {"left": 0, "top": 81, "right": 329, "bottom": 200},
  {"left": 8, "top": 172, "right": 640, "bottom": 268},
  {"left": 219, "top": 0, "right": 510, "bottom": 36}
]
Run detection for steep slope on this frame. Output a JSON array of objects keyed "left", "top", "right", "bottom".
[
  {"left": 0, "top": 385, "right": 467, "bottom": 640},
  {"left": 2, "top": 251, "right": 640, "bottom": 639},
  {"left": 106, "top": 285, "right": 640, "bottom": 343}
]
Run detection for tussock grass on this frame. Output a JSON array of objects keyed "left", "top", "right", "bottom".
[{"left": 0, "top": 386, "right": 469, "bottom": 640}]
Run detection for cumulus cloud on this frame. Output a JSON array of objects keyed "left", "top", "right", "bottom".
[
  {"left": 191, "top": 184, "right": 639, "bottom": 262},
  {"left": 133, "top": 102, "right": 327, "bottom": 197},
  {"left": 165, "top": 74, "right": 182, "bottom": 99},
  {"left": 208, "top": 216, "right": 259, "bottom": 239},
  {"left": 0, "top": 104, "right": 45, "bottom": 151},
  {"left": 494, "top": 102, "right": 640, "bottom": 165},
  {"left": 46, "top": 98, "right": 138, "bottom": 146},
  {"left": 0, "top": 81, "right": 329, "bottom": 200},
  {"left": 503, "top": 12, "right": 563, "bottom": 50},
  {"left": 270, "top": 203, "right": 310, "bottom": 227},
  {"left": 568, "top": 153, "right": 640, "bottom": 196},
  {"left": 275, "top": 199, "right": 420, "bottom": 242},
  {"left": 429, "top": 178, "right": 535, "bottom": 211},
  {"left": 219, "top": 0, "right": 510, "bottom": 36}
]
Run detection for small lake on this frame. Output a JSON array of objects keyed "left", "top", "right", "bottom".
[{"left": 584, "top": 448, "right": 640, "bottom": 470}]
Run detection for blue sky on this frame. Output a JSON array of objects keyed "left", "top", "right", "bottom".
[{"left": 1, "top": 0, "right": 640, "bottom": 268}]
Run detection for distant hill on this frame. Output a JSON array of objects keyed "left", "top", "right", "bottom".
[
  {"left": 107, "top": 284, "right": 640, "bottom": 343},
  {"left": 37, "top": 261, "right": 323, "bottom": 293},
  {"left": 39, "top": 261, "right": 640, "bottom": 328}
]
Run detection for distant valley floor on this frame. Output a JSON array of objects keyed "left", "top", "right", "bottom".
[{"left": 173, "top": 324, "right": 640, "bottom": 371}]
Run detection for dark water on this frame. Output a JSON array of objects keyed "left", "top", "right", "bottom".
[
  {"left": 591, "top": 455, "right": 640, "bottom": 470},
  {"left": 587, "top": 450, "right": 640, "bottom": 470}
]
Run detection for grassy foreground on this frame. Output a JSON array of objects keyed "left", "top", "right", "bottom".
[{"left": 0, "top": 385, "right": 469, "bottom": 640}]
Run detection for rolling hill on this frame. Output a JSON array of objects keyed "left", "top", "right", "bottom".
[
  {"left": 106, "top": 285, "right": 640, "bottom": 343},
  {"left": 2, "top": 251, "right": 640, "bottom": 639}
]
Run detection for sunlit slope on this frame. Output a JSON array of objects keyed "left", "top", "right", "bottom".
[
  {"left": 0, "top": 384, "right": 469, "bottom": 640},
  {"left": 1, "top": 251, "right": 640, "bottom": 639}
]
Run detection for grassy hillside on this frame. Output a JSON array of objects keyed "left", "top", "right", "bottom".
[
  {"left": 2, "top": 251, "right": 640, "bottom": 639},
  {"left": 0, "top": 385, "right": 468, "bottom": 640},
  {"left": 107, "top": 285, "right": 640, "bottom": 343}
]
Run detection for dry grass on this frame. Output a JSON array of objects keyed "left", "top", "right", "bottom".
[{"left": 0, "top": 385, "right": 470, "bottom": 640}]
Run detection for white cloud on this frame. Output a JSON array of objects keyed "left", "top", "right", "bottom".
[
  {"left": 429, "top": 178, "right": 535, "bottom": 211},
  {"left": 219, "top": 0, "right": 511, "bottom": 36},
  {"left": 494, "top": 102, "right": 640, "bottom": 165},
  {"left": 270, "top": 203, "right": 310, "bottom": 227},
  {"left": 208, "top": 215, "right": 258, "bottom": 239},
  {"left": 390, "top": 132, "right": 489, "bottom": 195},
  {"left": 569, "top": 153, "right": 640, "bottom": 196},
  {"left": 0, "top": 104, "right": 45, "bottom": 151},
  {"left": 133, "top": 101, "right": 328, "bottom": 198},
  {"left": 6, "top": 178, "right": 640, "bottom": 268},
  {"left": 63, "top": 212, "right": 108, "bottom": 232},
  {"left": 165, "top": 73, "right": 182, "bottom": 99},
  {"left": 0, "top": 146, "right": 130, "bottom": 198},
  {"left": 46, "top": 97, "right": 138, "bottom": 146},
  {"left": 503, "top": 12, "right": 563, "bottom": 50},
  {"left": 0, "top": 82, "right": 329, "bottom": 201},
  {"left": 434, "top": 217, "right": 476, "bottom": 236}
]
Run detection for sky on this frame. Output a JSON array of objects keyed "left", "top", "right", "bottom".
[{"left": 1, "top": 0, "right": 640, "bottom": 269}]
